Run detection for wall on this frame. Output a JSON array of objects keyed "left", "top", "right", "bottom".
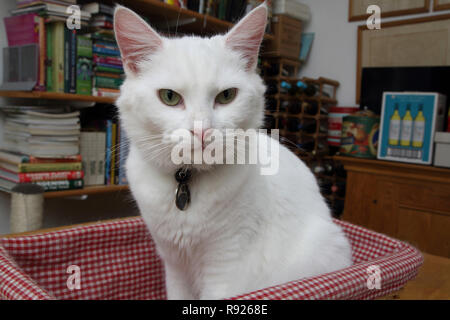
[{"left": 300, "top": 0, "right": 450, "bottom": 107}]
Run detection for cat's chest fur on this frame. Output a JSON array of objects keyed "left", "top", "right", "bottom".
[{"left": 126, "top": 145, "right": 261, "bottom": 248}]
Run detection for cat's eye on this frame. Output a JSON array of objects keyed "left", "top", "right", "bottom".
[
  {"left": 215, "top": 88, "right": 237, "bottom": 105},
  {"left": 159, "top": 89, "right": 182, "bottom": 106}
]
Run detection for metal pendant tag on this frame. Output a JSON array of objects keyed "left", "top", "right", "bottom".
[{"left": 175, "top": 182, "right": 190, "bottom": 211}]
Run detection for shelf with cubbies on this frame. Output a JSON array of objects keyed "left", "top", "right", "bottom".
[
  {"left": 261, "top": 57, "right": 339, "bottom": 157},
  {"left": 261, "top": 57, "right": 345, "bottom": 217}
]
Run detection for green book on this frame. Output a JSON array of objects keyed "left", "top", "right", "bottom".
[
  {"left": 17, "top": 162, "right": 82, "bottom": 173},
  {"left": 46, "top": 23, "right": 53, "bottom": 91},
  {"left": 52, "top": 22, "right": 65, "bottom": 93},
  {"left": 36, "top": 179, "right": 84, "bottom": 191},
  {"left": 94, "top": 65, "right": 123, "bottom": 74},
  {"left": 94, "top": 76, "right": 123, "bottom": 89},
  {"left": 76, "top": 36, "right": 93, "bottom": 95},
  {"left": 77, "top": 35, "right": 92, "bottom": 58}
]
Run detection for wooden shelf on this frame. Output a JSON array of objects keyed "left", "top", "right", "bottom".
[
  {"left": 0, "top": 91, "right": 116, "bottom": 104},
  {"left": 44, "top": 185, "right": 130, "bottom": 199},
  {"left": 117, "top": 0, "right": 274, "bottom": 40}
]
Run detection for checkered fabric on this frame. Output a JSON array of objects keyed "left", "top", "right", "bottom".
[{"left": 0, "top": 217, "right": 423, "bottom": 300}]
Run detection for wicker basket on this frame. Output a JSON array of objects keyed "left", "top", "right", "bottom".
[{"left": 0, "top": 217, "right": 423, "bottom": 300}]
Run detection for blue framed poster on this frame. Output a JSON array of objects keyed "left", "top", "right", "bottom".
[{"left": 378, "top": 92, "right": 446, "bottom": 164}]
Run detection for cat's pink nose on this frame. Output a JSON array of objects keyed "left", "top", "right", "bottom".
[{"left": 191, "top": 128, "right": 211, "bottom": 147}]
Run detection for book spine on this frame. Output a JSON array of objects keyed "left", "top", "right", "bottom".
[
  {"left": 110, "top": 122, "right": 117, "bottom": 185},
  {"left": 28, "top": 154, "right": 82, "bottom": 163},
  {"left": 92, "top": 46, "right": 120, "bottom": 56},
  {"left": 35, "top": 179, "right": 84, "bottom": 191},
  {"left": 69, "top": 29, "right": 77, "bottom": 94},
  {"left": 95, "top": 65, "right": 123, "bottom": 74},
  {"left": 46, "top": 23, "right": 53, "bottom": 91},
  {"left": 97, "top": 132, "right": 106, "bottom": 185},
  {"left": 94, "top": 76, "right": 123, "bottom": 89},
  {"left": 53, "top": 22, "right": 65, "bottom": 93},
  {"left": 105, "top": 120, "right": 112, "bottom": 185},
  {"left": 36, "top": 16, "right": 46, "bottom": 91},
  {"left": 18, "top": 162, "right": 82, "bottom": 173},
  {"left": 118, "top": 126, "right": 129, "bottom": 185},
  {"left": 18, "top": 170, "right": 84, "bottom": 183},
  {"left": 114, "top": 123, "right": 120, "bottom": 185},
  {"left": 93, "top": 55, "right": 122, "bottom": 66},
  {"left": 76, "top": 57, "right": 92, "bottom": 95},
  {"left": 80, "top": 132, "right": 90, "bottom": 186},
  {"left": 64, "top": 27, "right": 72, "bottom": 93}
]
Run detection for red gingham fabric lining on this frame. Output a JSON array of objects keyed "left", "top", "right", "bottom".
[{"left": 0, "top": 217, "right": 423, "bottom": 300}]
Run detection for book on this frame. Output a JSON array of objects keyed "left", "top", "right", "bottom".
[
  {"left": 92, "top": 44, "right": 120, "bottom": 56},
  {"left": 76, "top": 36, "right": 93, "bottom": 95},
  {"left": 64, "top": 27, "right": 76, "bottom": 93},
  {"left": 92, "top": 87, "right": 120, "bottom": 97},
  {"left": 4, "top": 13, "right": 46, "bottom": 90},
  {"left": 93, "top": 54, "right": 122, "bottom": 66},
  {"left": 110, "top": 122, "right": 117, "bottom": 184},
  {"left": 90, "top": 20, "right": 113, "bottom": 29},
  {"left": 94, "top": 72, "right": 123, "bottom": 79},
  {"left": 77, "top": 35, "right": 93, "bottom": 58},
  {"left": 104, "top": 120, "right": 112, "bottom": 184},
  {"left": 17, "top": 1, "right": 79, "bottom": 8},
  {"left": 4, "top": 13, "right": 39, "bottom": 46},
  {"left": 29, "top": 154, "right": 82, "bottom": 163},
  {"left": 12, "top": 3, "right": 92, "bottom": 20},
  {"left": 118, "top": 125, "right": 129, "bottom": 185},
  {"left": 94, "top": 64, "right": 123, "bottom": 74},
  {"left": 82, "top": 2, "right": 114, "bottom": 16},
  {"left": 0, "top": 168, "right": 84, "bottom": 183},
  {"left": 0, "top": 161, "right": 82, "bottom": 173},
  {"left": 35, "top": 179, "right": 84, "bottom": 191},
  {"left": 93, "top": 76, "right": 124, "bottom": 89},
  {"left": 52, "top": 21, "right": 65, "bottom": 93},
  {"left": 96, "top": 132, "right": 106, "bottom": 185},
  {"left": 0, "top": 150, "right": 81, "bottom": 164},
  {"left": 46, "top": 22, "right": 54, "bottom": 91},
  {"left": 4, "top": 122, "right": 80, "bottom": 136},
  {"left": 2, "top": 139, "right": 79, "bottom": 157}
]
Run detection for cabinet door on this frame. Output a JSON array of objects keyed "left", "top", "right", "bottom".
[{"left": 397, "top": 208, "right": 450, "bottom": 258}]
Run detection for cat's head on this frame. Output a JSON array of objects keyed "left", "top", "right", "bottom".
[{"left": 114, "top": 4, "right": 267, "bottom": 172}]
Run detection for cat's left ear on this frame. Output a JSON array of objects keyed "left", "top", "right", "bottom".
[
  {"left": 225, "top": 3, "right": 267, "bottom": 71},
  {"left": 114, "top": 5, "right": 163, "bottom": 75}
]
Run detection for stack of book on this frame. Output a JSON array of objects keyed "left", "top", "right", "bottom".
[
  {"left": 83, "top": 3, "right": 124, "bottom": 98},
  {"left": 0, "top": 106, "right": 84, "bottom": 192}
]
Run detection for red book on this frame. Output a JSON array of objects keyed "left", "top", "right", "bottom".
[
  {"left": 0, "top": 168, "right": 84, "bottom": 183},
  {"left": 28, "top": 155, "right": 82, "bottom": 163}
]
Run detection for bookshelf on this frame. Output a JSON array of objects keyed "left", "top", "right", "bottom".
[
  {"left": 0, "top": 90, "right": 115, "bottom": 104},
  {"left": 0, "top": 0, "right": 275, "bottom": 198},
  {"left": 44, "top": 184, "right": 129, "bottom": 198},
  {"left": 109, "top": 0, "right": 274, "bottom": 40}
]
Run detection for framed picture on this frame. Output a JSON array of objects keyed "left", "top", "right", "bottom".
[
  {"left": 356, "top": 14, "right": 450, "bottom": 103},
  {"left": 349, "top": 0, "right": 430, "bottom": 22},
  {"left": 434, "top": 0, "right": 450, "bottom": 11}
]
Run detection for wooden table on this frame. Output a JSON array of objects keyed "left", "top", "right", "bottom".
[{"left": 380, "top": 253, "right": 450, "bottom": 299}]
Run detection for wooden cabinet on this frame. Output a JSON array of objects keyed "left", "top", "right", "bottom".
[{"left": 335, "top": 156, "right": 450, "bottom": 258}]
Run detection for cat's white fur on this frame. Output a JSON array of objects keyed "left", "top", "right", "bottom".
[{"left": 114, "top": 4, "right": 352, "bottom": 300}]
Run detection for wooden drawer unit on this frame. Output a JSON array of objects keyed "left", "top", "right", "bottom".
[{"left": 336, "top": 156, "right": 450, "bottom": 258}]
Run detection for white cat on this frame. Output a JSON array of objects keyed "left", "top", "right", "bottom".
[{"left": 114, "top": 4, "right": 352, "bottom": 300}]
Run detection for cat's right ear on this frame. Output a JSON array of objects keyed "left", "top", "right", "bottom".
[{"left": 114, "top": 6, "right": 163, "bottom": 75}]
